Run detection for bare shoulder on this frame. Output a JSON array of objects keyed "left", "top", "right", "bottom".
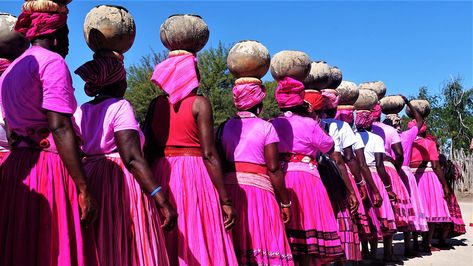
[{"left": 192, "top": 95, "right": 212, "bottom": 114}]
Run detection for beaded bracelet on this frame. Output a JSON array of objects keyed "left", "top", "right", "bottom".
[
  {"left": 356, "top": 179, "right": 366, "bottom": 186},
  {"left": 385, "top": 184, "right": 391, "bottom": 189},
  {"left": 280, "top": 201, "right": 292, "bottom": 208},
  {"left": 150, "top": 186, "right": 162, "bottom": 197}
]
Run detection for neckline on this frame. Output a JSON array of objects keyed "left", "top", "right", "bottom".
[{"left": 236, "top": 111, "right": 257, "bottom": 119}]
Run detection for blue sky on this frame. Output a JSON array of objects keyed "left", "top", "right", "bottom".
[{"left": 3, "top": 0, "right": 472, "bottom": 104}]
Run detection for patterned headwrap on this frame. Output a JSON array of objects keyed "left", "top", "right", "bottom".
[
  {"left": 151, "top": 53, "right": 199, "bottom": 104},
  {"left": 384, "top": 113, "right": 402, "bottom": 129},
  {"left": 322, "top": 89, "right": 339, "bottom": 110},
  {"left": 75, "top": 57, "right": 126, "bottom": 97},
  {"left": 336, "top": 105, "right": 355, "bottom": 124},
  {"left": 232, "top": 81, "right": 266, "bottom": 110},
  {"left": 408, "top": 119, "right": 427, "bottom": 135},
  {"left": 303, "top": 90, "right": 324, "bottom": 111},
  {"left": 0, "top": 58, "right": 11, "bottom": 75},
  {"left": 275, "top": 77, "right": 305, "bottom": 108},
  {"left": 370, "top": 103, "right": 382, "bottom": 121},
  {"left": 355, "top": 110, "right": 373, "bottom": 130},
  {"left": 15, "top": 11, "right": 68, "bottom": 41}
]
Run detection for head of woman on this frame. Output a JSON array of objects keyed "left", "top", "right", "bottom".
[
  {"left": 355, "top": 110, "right": 374, "bottom": 131},
  {"left": 275, "top": 76, "right": 309, "bottom": 115},
  {"left": 232, "top": 81, "right": 266, "bottom": 115}
]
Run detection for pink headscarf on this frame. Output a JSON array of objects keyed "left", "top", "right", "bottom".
[
  {"left": 232, "top": 82, "right": 266, "bottom": 110},
  {"left": 370, "top": 103, "right": 382, "bottom": 121},
  {"left": 355, "top": 110, "right": 373, "bottom": 129},
  {"left": 275, "top": 77, "right": 305, "bottom": 108},
  {"left": 408, "top": 120, "right": 427, "bottom": 134},
  {"left": 322, "top": 90, "right": 339, "bottom": 110},
  {"left": 15, "top": 12, "right": 68, "bottom": 41},
  {"left": 151, "top": 54, "right": 199, "bottom": 104},
  {"left": 75, "top": 57, "right": 127, "bottom": 97},
  {"left": 304, "top": 90, "right": 324, "bottom": 111},
  {"left": 0, "top": 58, "right": 11, "bottom": 75},
  {"left": 335, "top": 107, "right": 355, "bottom": 124}
]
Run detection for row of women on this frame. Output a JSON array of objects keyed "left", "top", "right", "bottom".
[{"left": 0, "top": 4, "right": 467, "bottom": 266}]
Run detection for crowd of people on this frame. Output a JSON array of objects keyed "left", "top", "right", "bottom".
[{"left": 0, "top": 2, "right": 469, "bottom": 266}]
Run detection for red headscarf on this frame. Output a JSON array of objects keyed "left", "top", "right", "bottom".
[
  {"left": 151, "top": 53, "right": 199, "bottom": 104},
  {"left": 75, "top": 57, "right": 126, "bottom": 97},
  {"left": 303, "top": 90, "right": 323, "bottom": 110},
  {"left": 355, "top": 110, "right": 373, "bottom": 129},
  {"left": 0, "top": 58, "right": 11, "bottom": 75},
  {"left": 322, "top": 89, "right": 339, "bottom": 110},
  {"left": 370, "top": 103, "right": 382, "bottom": 121},
  {"left": 232, "top": 82, "right": 266, "bottom": 110},
  {"left": 408, "top": 119, "right": 427, "bottom": 134},
  {"left": 15, "top": 12, "right": 67, "bottom": 41},
  {"left": 275, "top": 77, "right": 305, "bottom": 108},
  {"left": 335, "top": 106, "right": 355, "bottom": 124}
]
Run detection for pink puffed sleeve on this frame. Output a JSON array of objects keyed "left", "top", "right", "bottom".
[
  {"left": 264, "top": 122, "right": 280, "bottom": 146},
  {"left": 390, "top": 127, "right": 401, "bottom": 144},
  {"left": 112, "top": 100, "right": 141, "bottom": 132},
  {"left": 312, "top": 123, "right": 334, "bottom": 154},
  {"left": 40, "top": 57, "right": 77, "bottom": 114}
]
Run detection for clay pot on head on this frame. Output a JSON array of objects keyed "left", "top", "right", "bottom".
[
  {"left": 359, "top": 81, "right": 387, "bottom": 100},
  {"left": 0, "top": 13, "right": 17, "bottom": 32},
  {"left": 380, "top": 95, "right": 405, "bottom": 114},
  {"left": 336, "top": 81, "right": 359, "bottom": 105},
  {"left": 160, "top": 14, "right": 209, "bottom": 53},
  {"left": 0, "top": 14, "right": 29, "bottom": 60},
  {"left": 354, "top": 89, "right": 378, "bottom": 110},
  {"left": 84, "top": 5, "right": 136, "bottom": 54},
  {"left": 406, "top": 99, "right": 431, "bottom": 118},
  {"left": 227, "top": 40, "right": 270, "bottom": 79},
  {"left": 327, "top": 66, "right": 342, "bottom": 89},
  {"left": 303, "top": 61, "right": 331, "bottom": 90},
  {"left": 270, "top": 50, "right": 310, "bottom": 82}
]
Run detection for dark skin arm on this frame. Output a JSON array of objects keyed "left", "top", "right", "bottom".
[
  {"left": 193, "top": 96, "right": 236, "bottom": 230},
  {"left": 354, "top": 148, "right": 383, "bottom": 207},
  {"left": 401, "top": 95, "right": 424, "bottom": 129},
  {"left": 330, "top": 149, "right": 359, "bottom": 214},
  {"left": 431, "top": 160, "right": 451, "bottom": 198},
  {"left": 265, "top": 143, "right": 291, "bottom": 223},
  {"left": 344, "top": 146, "right": 367, "bottom": 200},
  {"left": 143, "top": 98, "right": 159, "bottom": 165},
  {"left": 390, "top": 142, "right": 404, "bottom": 171},
  {"left": 375, "top": 152, "right": 397, "bottom": 201},
  {"left": 47, "top": 111, "right": 97, "bottom": 225},
  {"left": 115, "top": 130, "right": 177, "bottom": 231}
]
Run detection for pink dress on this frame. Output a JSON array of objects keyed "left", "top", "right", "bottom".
[
  {"left": 399, "top": 126, "right": 429, "bottom": 232},
  {"left": 147, "top": 95, "right": 237, "bottom": 266},
  {"left": 322, "top": 118, "right": 362, "bottom": 261},
  {"left": 410, "top": 137, "right": 451, "bottom": 223},
  {"left": 372, "top": 122, "right": 415, "bottom": 231},
  {"left": 0, "top": 46, "right": 83, "bottom": 265},
  {"left": 271, "top": 112, "right": 344, "bottom": 263},
  {"left": 356, "top": 131, "right": 397, "bottom": 236},
  {"left": 221, "top": 112, "right": 293, "bottom": 265},
  {"left": 74, "top": 98, "right": 169, "bottom": 266}
]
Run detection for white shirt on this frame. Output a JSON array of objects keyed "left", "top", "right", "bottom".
[
  {"left": 356, "top": 131, "right": 385, "bottom": 165},
  {"left": 322, "top": 118, "right": 356, "bottom": 153}
]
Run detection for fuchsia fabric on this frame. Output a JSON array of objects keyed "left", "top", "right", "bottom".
[
  {"left": 75, "top": 57, "right": 126, "bottom": 97},
  {"left": 15, "top": 11, "right": 67, "bottom": 41},
  {"left": 322, "top": 90, "right": 339, "bottom": 110},
  {"left": 151, "top": 54, "right": 199, "bottom": 104},
  {"left": 355, "top": 110, "right": 373, "bottom": 130},
  {"left": 370, "top": 103, "right": 382, "bottom": 121},
  {"left": 232, "top": 82, "right": 266, "bottom": 110},
  {"left": 336, "top": 108, "right": 355, "bottom": 124},
  {"left": 408, "top": 120, "right": 427, "bottom": 134},
  {"left": 0, "top": 58, "right": 10, "bottom": 75},
  {"left": 275, "top": 77, "right": 305, "bottom": 108}
]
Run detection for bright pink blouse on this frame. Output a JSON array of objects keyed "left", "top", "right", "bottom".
[
  {"left": 411, "top": 136, "right": 439, "bottom": 163},
  {"left": 372, "top": 121, "right": 401, "bottom": 159},
  {"left": 400, "top": 126, "right": 418, "bottom": 166}
]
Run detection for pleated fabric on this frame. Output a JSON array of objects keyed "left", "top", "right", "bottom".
[{"left": 400, "top": 166, "right": 429, "bottom": 232}]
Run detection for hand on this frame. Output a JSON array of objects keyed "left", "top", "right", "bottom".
[
  {"left": 359, "top": 185, "right": 368, "bottom": 201},
  {"left": 373, "top": 191, "right": 383, "bottom": 207},
  {"left": 222, "top": 205, "right": 237, "bottom": 230},
  {"left": 159, "top": 201, "right": 178, "bottom": 231},
  {"left": 78, "top": 189, "right": 98, "bottom": 226},
  {"left": 387, "top": 190, "right": 397, "bottom": 202},
  {"left": 398, "top": 94, "right": 408, "bottom": 103},
  {"left": 348, "top": 193, "right": 359, "bottom": 215},
  {"left": 281, "top": 207, "right": 291, "bottom": 224}
]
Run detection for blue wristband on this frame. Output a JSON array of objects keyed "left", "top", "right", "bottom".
[{"left": 150, "top": 186, "right": 162, "bottom": 197}]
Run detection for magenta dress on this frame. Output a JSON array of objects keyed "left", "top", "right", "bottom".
[
  {"left": 372, "top": 122, "right": 415, "bottom": 231},
  {"left": 74, "top": 98, "right": 169, "bottom": 266},
  {"left": 356, "top": 131, "right": 397, "bottom": 237},
  {"left": 271, "top": 112, "right": 344, "bottom": 263},
  {"left": 221, "top": 112, "right": 293, "bottom": 265},
  {"left": 322, "top": 118, "right": 362, "bottom": 261},
  {"left": 0, "top": 46, "right": 84, "bottom": 265},
  {"left": 399, "top": 126, "right": 429, "bottom": 232}
]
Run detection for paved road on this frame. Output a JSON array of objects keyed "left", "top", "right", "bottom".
[{"left": 367, "top": 200, "right": 473, "bottom": 265}]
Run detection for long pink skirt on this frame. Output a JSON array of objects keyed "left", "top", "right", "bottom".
[
  {"left": 0, "top": 149, "right": 83, "bottom": 266},
  {"left": 330, "top": 197, "right": 361, "bottom": 261},
  {"left": 83, "top": 154, "right": 169, "bottom": 266},
  {"left": 384, "top": 162, "right": 415, "bottom": 231},
  {"left": 445, "top": 193, "right": 466, "bottom": 237},
  {"left": 224, "top": 172, "right": 294, "bottom": 265},
  {"left": 365, "top": 168, "right": 397, "bottom": 236},
  {"left": 413, "top": 168, "right": 451, "bottom": 223},
  {"left": 152, "top": 155, "right": 238, "bottom": 266},
  {"left": 283, "top": 165, "right": 344, "bottom": 262},
  {"left": 400, "top": 166, "right": 429, "bottom": 232}
]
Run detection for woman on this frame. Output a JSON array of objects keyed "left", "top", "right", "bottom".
[
  {"left": 218, "top": 79, "right": 293, "bottom": 265},
  {"left": 409, "top": 121, "right": 452, "bottom": 252},
  {"left": 144, "top": 51, "right": 238, "bottom": 265},
  {"left": 0, "top": 11, "right": 96, "bottom": 265},
  {"left": 271, "top": 77, "right": 344, "bottom": 265},
  {"left": 74, "top": 56, "right": 177, "bottom": 265},
  {"left": 354, "top": 109, "right": 398, "bottom": 263}
]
